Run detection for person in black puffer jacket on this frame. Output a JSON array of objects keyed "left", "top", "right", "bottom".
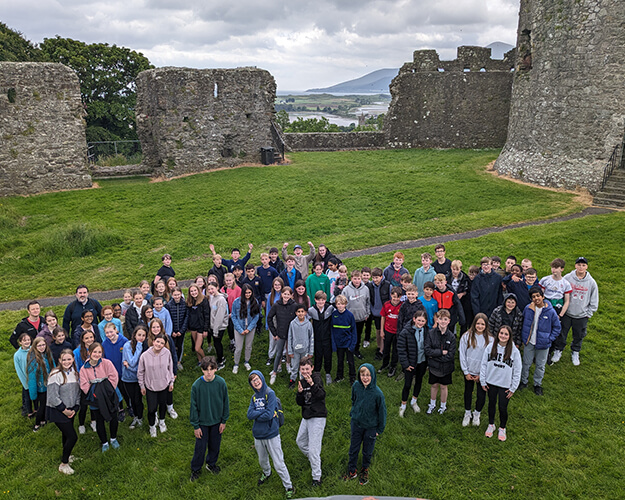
[{"left": 424, "top": 309, "right": 456, "bottom": 415}]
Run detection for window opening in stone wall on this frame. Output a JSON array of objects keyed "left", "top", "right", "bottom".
[
  {"left": 7, "top": 88, "right": 16, "bottom": 103},
  {"left": 480, "top": 67, "right": 486, "bottom": 72},
  {"left": 438, "top": 68, "right": 445, "bottom": 72},
  {"left": 518, "top": 29, "right": 532, "bottom": 71},
  {"left": 214, "top": 83, "right": 218, "bottom": 98},
  {"left": 463, "top": 68, "right": 470, "bottom": 72},
  {"left": 245, "top": 113, "right": 251, "bottom": 119}
]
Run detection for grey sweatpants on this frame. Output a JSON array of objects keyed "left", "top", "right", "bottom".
[
  {"left": 289, "top": 352, "right": 305, "bottom": 380},
  {"left": 521, "top": 343, "right": 549, "bottom": 387},
  {"left": 296, "top": 417, "right": 326, "bottom": 481},
  {"left": 234, "top": 328, "right": 256, "bottom": 365},
  {"left": 255, "top": 435, "right": 292, "bottom": 489}
]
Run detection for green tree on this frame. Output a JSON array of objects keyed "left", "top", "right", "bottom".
[
  {"left": 275, "top": 109, "right": 290, "bottom": 130},
  {"left": 285, "top": 116, "right": 340, "bottom": 133},
  {"left": 40, "top": 37, "right": 153, "bottom": 141},
  {"left": 0, "top": 22, "right": 43, "bottom": 61}
]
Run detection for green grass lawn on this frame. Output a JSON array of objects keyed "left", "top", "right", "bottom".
[
  {"left": 0, "top": 149, "right": 580, "bottom": 302},
  {"left": 1, "top": 210, "right": 623, "bottom": 499}
]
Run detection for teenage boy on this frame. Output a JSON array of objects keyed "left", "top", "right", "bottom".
[
  {"left": 308, "top": 291, "right": 335, "bottom": 384},
  {"left": 491, "top": 256, "right": 505, "bottom": 277},
  {"left": 10, "top": 301, "right": 44, "bottom": 349},
  {"left": 504, "top": 255, "right": 517, "bottom": 275},
  {"left": 190, "top": 356, "right": 230, "bottom": 482},
  {"left": 342, "top": 270, "right": 370, "bottom": 360},
  {"left": 432, "top": 244, "right": 452, "bottom": 277},
  {"left": 332, "top": 265, "right": 349, "bottom": 299},
  {"left": 551, "top": 257, "right": 599, "bottom": 366},
  {"left": 360, "top": 267, "right": 373, "bottom": 347},
  {"left": 241, "top": 264, "right": 263, "bottom": 306},
  {"left": 209, "top": 243, "right": 253, "bottom": 272},
  {"left": 470, "top": 257, "right": 503, "bottom": 317},
  {"left": 269, "top": 247, "right": 286, "bottom": 274},
  {"left": 519, "top": 287, "right": 561, "bottom": 396},
  {"left": 257, "top": 252, "right": 279, "bottom": 304},
  {"left": 279, "top": 256, "right": 302, "bottom": 291},
  {"left": 247, "top": 371, "right": 294, "bottom": 498},
  {"left": 282, "top": 241, "right": 315, "bottom": 279},
  {"left": 413, "top": 252, "right": 437, "bottom": 298},
  {"left": 63, "top": 285, "right": 103, "bottom": 340},
  {"left": 155, "top": 254, "right": 176, "bottom": 285},
  {"left": 367, "top": 268, "right": 391, "bottom": 360},
  {"left": 396, "top": 284, "right": 425, "bottom": 337},
  {"left": 432, "top": 274, "right": 465, "bottom": 334},
  {"left": 418, "top": 282, "right": 439, "bottom": 328},
  {"left": 295, "top": 358, "right": 327, "bottom": 487},
  {"left": 288, "top": 305, "right": 315, "bottom": 389},
  {"left": 539, "top": 258, "right": 572, "bottom": 318},
  {"left": 383, "top": 252, "right": 409, "bottom": 287},
  {"left": 380, "top": 287, "right": 403, "bottom": 377},
  {"left": 361, "top": 267, "right": 371, "bottom": 286},
  {"left": 331, "top": 295, "right": 357, "bottom": 384},
  {"left": 208, "top": 254, "right": 229, "bottom": 289},
  {"left": 306, "top": 262, "right": 331, "bottom": 305},
  {"left": 232, "top": 265, "right": 244, "bottom": 287},
  {"left": 488, "top": 293, "right": 524, "bottom": 348},
  {"left": 521, "top": 258, "right": 533, "bottom": 273}
]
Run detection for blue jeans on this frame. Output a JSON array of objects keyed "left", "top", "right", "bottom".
[
  {"left": 348, "top": 421, "right": 377, "bottom": 473},
  {"left": 191, "top": 424, "right": 222, "bottom": 471}
]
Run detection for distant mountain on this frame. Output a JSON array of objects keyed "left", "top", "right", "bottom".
[
  {"left": 306, "top": 68, "right": 398, "bottom": 94},
  {"left": 486, "top": 41, "right": 515, "bottom": 59}
]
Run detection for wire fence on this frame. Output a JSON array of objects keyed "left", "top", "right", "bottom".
[{"left": 87, "top": 140, "right": 142, "bottom": 165}]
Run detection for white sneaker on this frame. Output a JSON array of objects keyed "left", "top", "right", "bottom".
[
  {"left": 149, "top": 425, "right": 157, "bottom": 438},
  {"left": 326, "top": 374, "right": 332, "bottom": 385},
  {"left": 129, "top": 417, "right": 140, "bottom": 430},
  {"left": 207, "top": 345, "right": 214, "bottom": 353},
  {"left": 177, "top": 362, "right": 184, "bottom": 371},
  {"left": 437, "top": 406, "right": 446, "bottom": 415},
  {"left": 472, "top": 411, "right": 481, "bottom": 427},
  {"left": 167, "top": 406, "right": 178, "bottom": 419},
  {"left": 159, "top": 419, "right": 167, "bottom": 433},
  {"left": 462, "top": 411, "right": 472, "bottom": 427},
  {"left": 362, "top": 341, "right": 370, "bottom": 348},
  {"left": 498, "top": 427, "right": 507, "bottom": 442},
  {"left": 232, "top": 365, "right": 239, "bottom": 374},
  {"left": 244, "top": 362, "right": 252, "bottom": 371},
  {"left": 269, "top": 372, "right": 276, "bottom": 385},
  {"left": 485, "top": 424, "right": 496, "bottom": 438},
  {"left": 90, "top": 421, "right": 97, "bottom": 432},
  {"left": 551, "top": 349, "right": 563, "bottom": 363},
  {"left": 68, "top": 455, "right": 75, "bottom": 464},
  {"left": 399, "top": 406, "right": 406, "bottom": 418},
  {"left": 426, "top": 404, "right": 435, "bottom": 415},
  {"left": 59, "top": 463, "right": 74, "bottom": 475},
  {"left": 571, "top": 352, "right": 580, "bottom": 366},
  {"left": 78, "top": 425, "right": 86, "bottom": 435},
  {"left": 411, "top": 400, "right": 421, "bottom": 413}
]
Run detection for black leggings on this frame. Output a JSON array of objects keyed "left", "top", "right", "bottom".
[
  {"left": 146, "top": 389, "right": 168, "bottom": 426},
  {"left": 55, "top": 420, "right": 78, "bottom": 464},
  {"left": 78, "top": 392, "right": 94, "bottom": 426},
  {"left": 464, "top": 378, "right": 487, "bottom": 412},
  {"left": 34, "top": 392, "right": 47, "bottom": 425},
  {"left": 355, "top": 321, "right": 365, "bottom": 354},
  {"left": 401, "top": 362, "right": 428, "bottom": 401},
  {"left": 487, "top": 384, "right": 510, "bottom": 428},
  {"left": 173, "top": 332, "right": 185, "bottom": 361},
  {"left": 92, "top": 408, "right": 118, "bottom": 444},
  {"left": 213, "top": 329, "right": 226, "bottom": 363},
  {"left": 124, "top": 381, "right": 144, "bottom": 419}
]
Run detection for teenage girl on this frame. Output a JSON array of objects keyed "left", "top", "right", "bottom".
[
  {"left": 46, "top": 349, "right": 81, "bottom": 475},
  {"left": 194, "top": 276, "right": 207, "bottom": 296},
  {"left": 138, "top": 332, "right": 175, "bottom": 437},
  {"left": 293, "top": 279, "right": 310, "bottom": 309},
  {"left": 141, "top": 304, "right": 154, "bottom": 326},
  {"left": 459, "top": 313, "right": 491, "bottom": 427},
  {"left": 73, "top": 329, "right": 97, "bottom": 434},
  {"left": 397, "top": 310, "right": 429, "bottom": 416},
  {"left": 186, "top": 284, "right": 211, "bottom": 364},
  {"left": 207, "top": 283, "right": 229, "bottom": 370},
  {"left": 153, "top": 280, "right": 170, "bottom": 304},
  {"left": 122, "top": 325, "right": 147, "bottom": 430},
  {"left": 167, "top": 286, "right": 188, "bottom": 368},
  {"left": 231, "top": 284, "right": 261, "bottom": 373},
  {"left": 72, "top": 310, "right": 97, "bottom": 349},
  {"left": 79, "top": 342, "right": 120, "bottom": 452},
  {"left": 28, "top": 337, "right": 53, "bottom": 431},
  {"left": 266, "top": 277, "right": 284, "bottom": 365},
  {"left": 50, "top": 328, "right": 72, "bottom": 365},
  {"left": 221, "top": 272, "right": 241, "bottom": 353},
  {"left": 480, "top": 325, "right": 522, "bottom": 442},
  {"left": 37, "top": 310, "right": 58, "bottom": 346},
  {"left": 147, "top": 318, "right": 179, "bottom": 419}
]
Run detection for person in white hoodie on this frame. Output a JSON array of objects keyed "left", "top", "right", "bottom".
[
  {"left": 480, "top": 325, "right": 521, "bottom": 442},
  {"left": 287, "top": 305, "right": 314, "bottom": 389},
  {"left": 459, "top": 313, "right": 491, "bottom": 428},
  {"left": 550, "top": 257, "right": 599, "bottom": 366}
]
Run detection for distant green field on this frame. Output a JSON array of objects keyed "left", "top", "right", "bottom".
[{"left": 0, "top": 149, "right": 580, "bottom": 302}]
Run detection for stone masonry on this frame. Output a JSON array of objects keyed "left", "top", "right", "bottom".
[
  {"left": 0, "top": 62, "right": 91, "bottom": 196},
  {"left": 495, "top": 0, "right": 625, "bottom": 193},
  {"left": 385, "top": 46, "right": 515, "bottom": 149},
  {"left": 136, "top": 67, "right": 276, "bottom": 176}
]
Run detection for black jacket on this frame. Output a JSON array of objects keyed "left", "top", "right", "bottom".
[
  {"left": 397, "top": 323, "right": 428, "bottom": 370},
  {"left": 295, "top": 372, "right": 327, "bottom": 419},
  {"left": 471, "top": 271, "right": 503, "bottom": 316},
  {"left": 187, "top": 299, "right": 210, "bottom": 332},
  {"left": 424, "top": 326, "right": 456, "bottom": 377},
  {"left": 207, "top": 265, "right": 227, "bottom": 289},
  {"left": 166, "top": 298, "right": 188, "bottom": 334},
  {"left": 366, "top": 280, "right": 391, "bottom": 314},
  {"left": 10, "top": 316, "right": 44, "bottom": 349},
  {"left": 396, "top": 299, "right": 426, "bottom": 335},
  {"left": 87, "top": 378, "right": 119, "bottom": 422},
  {"left": 124, "top": 307, "right": 141, "bottom": 337},
  {"left": 267, "top": 299, "right": 298, "bottom": 340}
]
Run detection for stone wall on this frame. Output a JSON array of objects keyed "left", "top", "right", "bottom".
[
  {"left": 495, "top": 0, "right": 625, "bottom": 193},
  {"left": 0, "top": 62, "right": 91, "bottom": 196},
  {"left": 385, "top": 46, "right": 515, "bottom": 149},
  {"left": 284, "top": 132, "right": 385, "bottom": 151},
  {"left": 136, "top": 67, "right": 276, "bottom": 176}
]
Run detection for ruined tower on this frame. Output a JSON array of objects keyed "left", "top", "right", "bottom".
[{"left": 495, "top": 0, "right": 625, "bottom": 192}]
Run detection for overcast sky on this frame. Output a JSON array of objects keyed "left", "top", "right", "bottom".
[{"left": 1, "top": 0, "right": 519, "bottom": 91}]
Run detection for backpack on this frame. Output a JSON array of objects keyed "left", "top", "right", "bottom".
[{"left": 254, "top": 393, "right": 284, "bottom": 427}]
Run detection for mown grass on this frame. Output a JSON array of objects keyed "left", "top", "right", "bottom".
[
  {"left": 0, "top": 149, "right": 581, "bottom": 301},
  {"left": 1, "top": 212, "right": 623, "bottom": 499}
]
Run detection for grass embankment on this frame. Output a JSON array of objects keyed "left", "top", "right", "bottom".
[
  {"left": 0, "top": 149, "right": 580, "bottom": 302},
  {"left": 1, "top": 212, "right": 623, "bottom": 499}
]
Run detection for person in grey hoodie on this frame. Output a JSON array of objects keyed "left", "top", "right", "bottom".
[
  {"left": 287, "top": 305, "right": 314, "bottom": 388},
  {"left": 341, "top": 271, "right": 370, "bottom": 360},
  {"left": 551, "top": 257, "right": 599, "bottom": 366}
]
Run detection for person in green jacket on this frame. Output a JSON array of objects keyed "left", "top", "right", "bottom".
[
  {"left": 306, "top": 263, "right": 331, "bottom": 305},
  {"left": 343, "top": 362, "right": 386, "bottom": 486},
  {"left": 190, "top": 356, "right": 230, "bottom": 482}
]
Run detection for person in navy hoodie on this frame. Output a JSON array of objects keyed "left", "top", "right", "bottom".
[{"left": 102, "top": 323, "right": 130, "bottom": 421}]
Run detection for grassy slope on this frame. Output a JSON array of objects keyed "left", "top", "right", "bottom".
[
  {"left": 1, "top": 212, "right": 623, "bottom": 499},
  {"left": 0, "top": 149, "right": 579, "bottom": 301}
]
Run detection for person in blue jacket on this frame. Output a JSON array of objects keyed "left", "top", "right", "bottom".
[
  {"left": 331, "top": 295, "right": 357, "bottom": 384},
  {"left": 519, "top": 287, "right": 561, "bottom": 396},
  {"left": 247, "top": 371, "right": 294, "bottom": 499}
]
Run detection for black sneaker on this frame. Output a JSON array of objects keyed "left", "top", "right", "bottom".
[
  {"left": 374, "top": 351, "right": 383, "bottom": 361},
  {"left": 387, "top": 367, "right": 396, "bottom": 378},
  {"left": 534, "top": 385, "right": 544, "bottom": 396},
  {"left": 266, "top": 358, "right": 273, "bottom": 366},
  {"left": 190, "top": 469, "right": 201, "bottom": 482},
  {"left": 285, "top": 487, "right": 295, "bottom": 499},
  {"left": 518, "top": 382, "right": 528, "bottom": 391},
  {"left": 395, "top": 371, "right": 405, "bottom": 382},
  {"left": 343, "top": 470, "right": 358, "bottom": 481},
  {"left": 128, "top": 407, "right": 135, "bottom": 418},
  {"left": 206, "top": 464, "right": 221, "bottom": 474},
  {"left": 118, "top": 409, "right": 126, "bottom": 423},
  {"left": 359, "top": 468, "right": 369, "bottom": 485},
  {"left": 354, "top": 352, "right": 364, "bottom": 360},
  {"left": 258, "top": 472, "right": 271, "bottom": 485},
  {"left": 312, "top": 479, "right": 322, "bottom": 487},
  {"left": 378, "top": 365, "right": 388, "bottom": 374}
]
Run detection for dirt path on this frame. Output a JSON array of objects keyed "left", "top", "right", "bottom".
[{"left": 1, "top": 206, "right": 612, "bottom": 312}]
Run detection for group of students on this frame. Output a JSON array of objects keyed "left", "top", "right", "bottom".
[{"left": 10, "top": 242, "right": 598, "bottom": 493}]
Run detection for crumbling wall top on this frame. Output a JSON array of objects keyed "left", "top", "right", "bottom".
[{"left": 401, "top": 46, "right": 516, "bottom": 74}]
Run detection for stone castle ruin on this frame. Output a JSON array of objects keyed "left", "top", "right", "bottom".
[
  {"left": 136, "top": 67, "right": 278, "bottom": 177},
  {"left": 0, "top": 62, "right": 92, "bottom": 196},
  {"left": 385, "top": 46, "right": 515, "bottom": 149},
  {"left": 495, "top": 0, "right": 625, "bottom": 192}
]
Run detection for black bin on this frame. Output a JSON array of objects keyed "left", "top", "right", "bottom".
[{"left": 260, "top": 146, "right": 275, "bottom": 165}]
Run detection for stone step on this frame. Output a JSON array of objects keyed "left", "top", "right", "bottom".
[
  {"left": 593, "top": 194, "right": 625, "bottom": 207},
  {"left": 606, "top": 169, "right": 625, "bottom": 180},
  {"left": 601, "top": 185, "right": 625, "bottom": 195},
  {"left": 90, "top": 164, "right": 154, "bottom": 179}
]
